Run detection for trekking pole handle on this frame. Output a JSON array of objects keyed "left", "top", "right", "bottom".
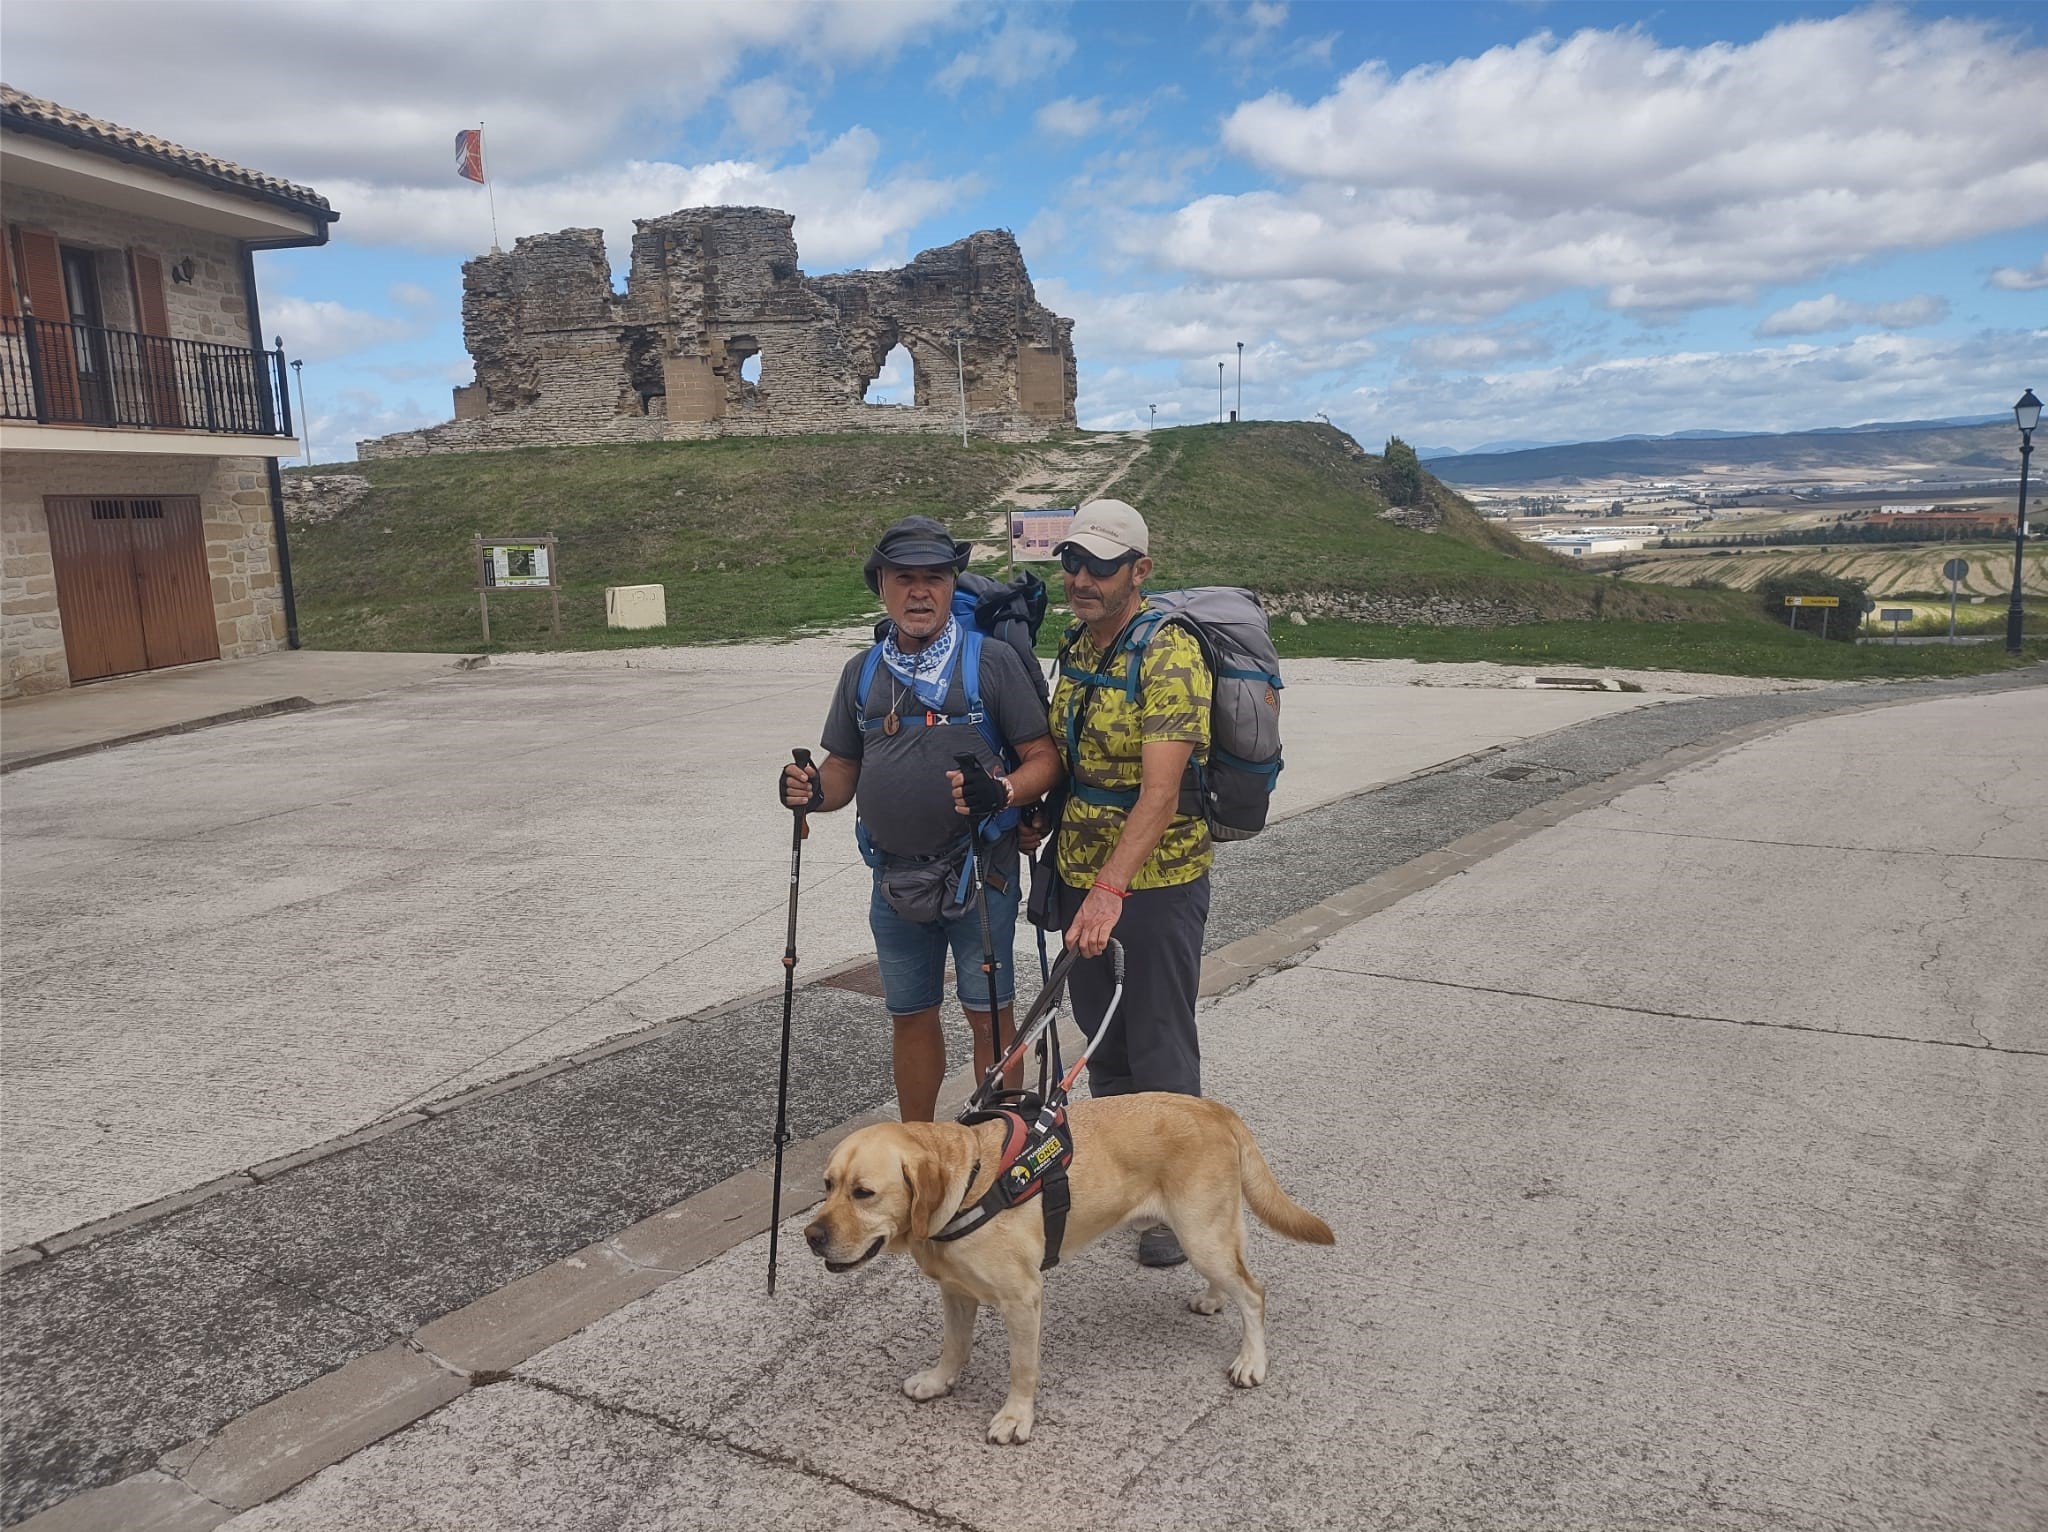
[{"left": 791, "top": 748, "right": 814, "bottom": 837}]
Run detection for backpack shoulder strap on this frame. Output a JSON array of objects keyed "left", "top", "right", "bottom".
[
  {"left": 854, "top": 642, "right": 887, "bottom": 725},
  {"left": 958, "top": 626, "right": 1010, "bottom": 764}
]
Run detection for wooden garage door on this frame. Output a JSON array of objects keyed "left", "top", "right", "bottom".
[{"left": 45, "top": 495, "right": 218, "bottom": 682}]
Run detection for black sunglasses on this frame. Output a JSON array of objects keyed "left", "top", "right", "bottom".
[{"left": 1058, "top": 546, "right": 1137, "bottom": 579}]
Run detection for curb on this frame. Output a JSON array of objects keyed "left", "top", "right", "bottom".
[{"left": 0, "top": 696, "right": 318, "bottom": 775}]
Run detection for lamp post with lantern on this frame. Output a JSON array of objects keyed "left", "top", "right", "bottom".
[{"left": 2008, "top": 388, "right": 2039, "bottom": 656}]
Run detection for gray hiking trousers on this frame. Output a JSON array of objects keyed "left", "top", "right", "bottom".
[{"left": 1051, "top": 873, "right": 1210, "bottom": 1099}]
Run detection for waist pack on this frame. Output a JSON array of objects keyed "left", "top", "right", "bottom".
[
  {"left": 1057, "top": 587, "right": 1284, "bottom": 842},
  {"left": 870, "top": 834, "right": 977, "bottom": 925}
]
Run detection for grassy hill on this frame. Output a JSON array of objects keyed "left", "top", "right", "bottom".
[
  {"left": 284, "top": 423, "right": 2040, "bottom": 679},
  {"left": 287, "top": 435, "right": 1032, "bottom": 651},
  {"left": 1428, "top": 421, "right": 2016, "bottom": 487}
]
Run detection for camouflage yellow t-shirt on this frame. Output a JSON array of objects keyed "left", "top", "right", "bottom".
[{"left": 1053, "top": 619, "right": 1212, "bottom": 889}]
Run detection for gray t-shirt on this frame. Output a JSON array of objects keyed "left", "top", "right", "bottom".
[{"left": 822, "top": 634, "right": 1051, "bottom": 862}]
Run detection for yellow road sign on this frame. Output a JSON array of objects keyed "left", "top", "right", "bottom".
[{"left": 1783, "top": 595, "right": 1840, "bottom": 607}]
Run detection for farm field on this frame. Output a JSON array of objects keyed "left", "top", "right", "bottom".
[{"left": 1613, "top": 541, "right": 2040, "bottom": 599}]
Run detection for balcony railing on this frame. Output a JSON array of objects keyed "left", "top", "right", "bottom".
[{"left": 1, "top": 317, "right": 293, "bottom": 438}]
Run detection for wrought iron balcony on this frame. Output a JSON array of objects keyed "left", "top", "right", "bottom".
[{"left": 1, "top": 316, "right": 293, "bottom": 438}]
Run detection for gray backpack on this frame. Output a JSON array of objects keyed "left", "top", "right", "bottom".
[{"left": 1057, "top": 587, "right": 1284, "bottom": 841}]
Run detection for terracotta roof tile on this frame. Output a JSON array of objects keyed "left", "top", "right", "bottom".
[{"left": 1, "top": 84, "right": 334, "bottom": 220}]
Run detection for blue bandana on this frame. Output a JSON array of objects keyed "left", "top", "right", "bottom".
[{"left": 880, "top": 615, "right": 961, "bottom": 712}]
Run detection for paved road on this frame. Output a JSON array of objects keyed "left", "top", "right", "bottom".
[
  {"left": 0, "top": 652, "right": 1659, "bottom": 1250},
  {"left": 3, "top": 668, "right": 2040, "bottom": 1525}
]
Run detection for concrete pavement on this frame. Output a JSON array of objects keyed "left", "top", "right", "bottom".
[
  {"left": 6, "top": 672, "right": 2041, "bottom": 1530},
  {"left": 1, "top": 647, "right": 1666, "bottom": 1251},
  {"left": 0, "top": 650, "right": 475, "bottom": 771},
  {"left": 160, "top": 681, "right": 2047, "bottom": 1532}
]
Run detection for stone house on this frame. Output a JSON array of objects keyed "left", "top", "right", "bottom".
[{"left": 1, "top": 85, "right": 335, "bottom": 698}]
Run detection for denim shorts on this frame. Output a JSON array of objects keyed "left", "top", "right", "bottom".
[{"left": 869, "top": 863, "right": 1020, "bottom": 1015}]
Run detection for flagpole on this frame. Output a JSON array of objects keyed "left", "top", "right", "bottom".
[{"left": 479, "top": 120, "right": 501, "bottom": 252}]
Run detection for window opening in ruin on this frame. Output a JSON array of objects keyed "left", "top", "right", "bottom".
[
  {"left": 865, "top": 343, "right": 915, "bottom": 407},
  {"left": 739, "top": 352, "right": 761, "bottom": 386}
]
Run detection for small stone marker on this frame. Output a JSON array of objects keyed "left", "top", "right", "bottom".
[{"left": 606, "top": 585, "right": 667, "bottom": 630}]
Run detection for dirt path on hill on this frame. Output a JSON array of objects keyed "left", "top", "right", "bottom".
[{"left": 967, "top": 433, "right": 1153, "bottom": 561}]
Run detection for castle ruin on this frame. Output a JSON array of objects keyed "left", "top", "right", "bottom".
[{"left": 358, "top": 207, "right": 1077, "bottom": 458}]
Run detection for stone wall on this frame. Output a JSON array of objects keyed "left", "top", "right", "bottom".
[
  {"left": 1, "top": 451, "right": 285, "bottom": 698},
  {"left": 2, "top": 185, "right": 252, "bottom": 346},
  {"left": 360, "top": 206, "right": 1077, "bottom": 459}
]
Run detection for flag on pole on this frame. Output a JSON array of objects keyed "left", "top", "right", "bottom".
[{"left": 455, "top": 128, "right": 485, "bottom": 184}]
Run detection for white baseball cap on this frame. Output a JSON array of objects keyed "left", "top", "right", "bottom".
[{"left": 1057, "top": 498, "right": 1149, "bottom": 560}]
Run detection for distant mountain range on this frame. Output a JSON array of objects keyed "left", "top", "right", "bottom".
[{"left": 1421, "top": 416, "right": 2018, "bottom": 487}]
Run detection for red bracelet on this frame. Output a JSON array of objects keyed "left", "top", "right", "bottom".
[{"left": 1093, "top": 879, "right": 1130, "bottom": 900}]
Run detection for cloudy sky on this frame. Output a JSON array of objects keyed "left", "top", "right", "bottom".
[{"left": 6, "top": 0, "right": 2043, "bottom": 457}]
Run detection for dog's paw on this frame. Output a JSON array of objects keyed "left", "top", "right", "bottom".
[
  {"left": 902, "top": 1368, "right": 956, "bottom": 1402},
  {"left": 1228, "top": 1351, "right": 1268, "bottom": 1388},
  {"left": 987, "top": 1402, "right": 1035, "bottom": 1444},
  {"left": 1188, "top": 1291, "right": 1225, "bottom": 1316}
]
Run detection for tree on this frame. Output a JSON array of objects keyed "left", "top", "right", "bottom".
[{"left": 1380, "top": 436, "right": 1424, "bottom": 506}]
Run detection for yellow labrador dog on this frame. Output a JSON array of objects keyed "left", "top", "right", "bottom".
[{"left": 805, "top": 1092, "right": 1333, "bottom": 1444}]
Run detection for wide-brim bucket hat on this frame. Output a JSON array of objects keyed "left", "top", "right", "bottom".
[{"left": 863, "top": 515, "right": 971, "bottom": 593}]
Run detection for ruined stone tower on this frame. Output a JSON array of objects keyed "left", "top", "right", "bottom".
[{"left": 359, "top": 207, "right": 1077, "bottom": 457}]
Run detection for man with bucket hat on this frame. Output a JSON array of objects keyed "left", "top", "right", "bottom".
[
  {"left": 781, "top": 516, "right": 1062, "bottom": 1123},
  {"left": 1043, "top": 498, "right": 1213, "bottom": 1267}
]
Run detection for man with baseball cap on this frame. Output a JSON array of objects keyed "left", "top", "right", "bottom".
[
  {"left": 780, "top": 516, "right": 1062, "bottom": 1122},
  {"left": 1046, "top": 498, "right": 1214, "bottom": 1267}
]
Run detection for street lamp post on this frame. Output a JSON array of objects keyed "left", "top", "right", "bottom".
[
  {"left": 2007, "top": 387, "right": 2039, "bottom": 655},
  {"left": 1236, "top": 340, "right": 1243, "bottom": 423},
  {"left": 289, "top": 355, "right": 313, "bottom": 467}
]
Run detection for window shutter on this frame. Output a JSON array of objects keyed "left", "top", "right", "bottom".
[
  {"left": 128, "top": 248, "right": 183, "bottom": 427},
  {"left": 129, "top": 248, "right": 172, "bottom": 337},
  {"left": 2, "top": 227, "right": 17, "bottom": 329},
  {"left": 15, "top": 228, "right": 65, "bottom": 322}
]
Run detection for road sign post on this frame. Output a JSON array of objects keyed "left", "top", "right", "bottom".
[
  {"left": 1783, "top": 594, "right": 1839, "bottom": 639},
  {"left": 1943, "top": 557, "right": 1968, "bottom": 642},
  {"left": 1880, "top": 607, "right": 1913, "bottom": 643}
]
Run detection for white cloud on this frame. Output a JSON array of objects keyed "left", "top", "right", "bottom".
[
  {"left": 310, "top": 388, "right": 449, "bottom": 462},
  {"left": 1, "top": 0, "right": 959, "bottom": 188},
  {"left": 267, "top": 296, "right": 420, "bottom": 361},
  {"left": 1035, "top": 97, "right": 1106, "bottom": 139},
  {"left": 1756, "top": 292, "right": 1950, "bottom": 337},
  {"left": 1165, "top": 10, "right": 2048, "bottom": 316},
  {"left": 934, "top": 13, "right": 1075, "bottom": 94},
  {"left": 1405, "top": 324, "right": 1554, "bottom": 368},
  {"left": 1341, "top": 329, "right": 2048, "bottom": 451},
  {"left": 728, "top": 77, "right": 811, "bottom": 154},
  {"left": 1989, "top": 253, "right": 2048, "bottom": 292},
  {"left": 319, "top": 129, "right": 978, "bottom": 271}
]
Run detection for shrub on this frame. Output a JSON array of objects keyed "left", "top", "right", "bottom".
[
  {"left": 1379, "top": 436, "right": 1424, "bottom": 506},
  {"left": 1756, "top": 569, "right": 1868, "bottom": 641}
]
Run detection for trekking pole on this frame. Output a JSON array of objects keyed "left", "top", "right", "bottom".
[
  {"left": 956, "top": 756, "right": 1006, "bottom": 1084},
  {"left": 767, "top": 747, "right": 813, "bottom": 1296}
]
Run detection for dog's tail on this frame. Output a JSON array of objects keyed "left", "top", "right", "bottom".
[{"left": 1228, "top": 1111, "right": 1335, "bottom": 1246}]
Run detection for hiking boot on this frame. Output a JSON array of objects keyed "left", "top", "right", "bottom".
[{"left": 1138, "top": 1225, "right": 1186, "bottom": 1267}]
